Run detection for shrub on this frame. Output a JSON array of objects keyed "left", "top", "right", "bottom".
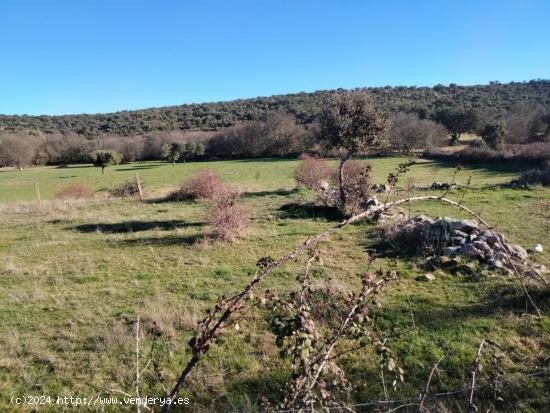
[
  {"left": 168, "top": 169, "right": 224, "bottom": 201},
  {"left": 481, "top": 122, "right": 506, "bottom": 149},
  {"left": 207, "top": 186, "right": 247, "bottom": 241},
  {"left": 55, "top": 183, "right": 93, "bottom": 199},
  {"left": 109, "top": 180, "right": 141, "bottom": 198},
  {"left": 294, "top": 153, "right": 332, "bottom": 191},
  {"left": 340, "top": 160, "right": 373, "bottom": 214}
]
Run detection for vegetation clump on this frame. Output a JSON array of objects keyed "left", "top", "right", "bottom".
[
  {"left": 294, "top": 153, "right": 332, "bottom": 191},
  {"left": 481, "top": 121, "right": 506, "bottom": 149},
  {"left": 167, "top": 169, "right": 224, "bottom": 201},
  {"left": 109, "top": 180, "right": 141, "bottom": 198},
  {"left": 207, "top": 186, "right": 247, "bottom": 241}
]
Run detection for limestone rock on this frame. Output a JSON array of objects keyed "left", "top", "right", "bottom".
[
  {"left": 442, "top": 246, "right": 461, "bottom": 257},
  {"left": 416, "top": 273, "right": 435, "bottom": 282},
  {"left": 509, "top": 244, "right": 528, "bottom": 260},
  {"left": 460, "top": 244, "right": 482, "bottom": 259}
]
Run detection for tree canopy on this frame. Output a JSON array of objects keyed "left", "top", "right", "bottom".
[
  {"left": 89, "top": 150, "right": 121, "bottom": 174},
  {"left": 1, "top": 80, "right": 548, "bottom": 136}
]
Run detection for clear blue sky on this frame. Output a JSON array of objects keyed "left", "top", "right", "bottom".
[{"left": 1, "top": 0, "right": 548, "bottom": 115}]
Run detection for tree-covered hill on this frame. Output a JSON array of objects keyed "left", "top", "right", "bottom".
[{"left": 1, "top": 80, "right": 549, "bottom": 136}]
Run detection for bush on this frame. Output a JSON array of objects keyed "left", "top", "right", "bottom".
[
  {"left": 168, "top": 169, "right": 224, "bottom": 201},
  {"left": 294, "top": 154, "right": 332, "bottom": 191},
  {"left": 481, "top": 122, "right": 506, "bottom": 149},
  {"left": 207, "top": 187, "right": 247, "bottom": 241},
  {"left": 55, "top": 183, "right": 93, "bottom": 199},
  {"left": 340, "top": 160, "right": 373, "bottom": 214},
  {"left": 109, "top": 180, "right": 141, "bottom": 198}
]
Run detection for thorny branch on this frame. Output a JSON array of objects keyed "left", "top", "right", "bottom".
[{"left": 162, "top": 193, "right": 546, "bottom": 411}]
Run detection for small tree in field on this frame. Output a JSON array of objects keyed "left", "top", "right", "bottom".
[
  {"left": 165, "top": 142, "right": 185, "bottom": 166},
  {"left": 319, "top": 93, "right": 387, "bottom": 208},
  {"left": 435, "top": 108, "right": 482, "bottom": 145},
  {"left": 481, "top": 121, "right": 506, "bottom": 149},
  {"left": 89, "top": 150, "right": 121, "bottom": 174}
]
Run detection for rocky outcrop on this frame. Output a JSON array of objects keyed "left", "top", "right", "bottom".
[{"left": 381, "top": 215, "right": 546, "bottom": 278}]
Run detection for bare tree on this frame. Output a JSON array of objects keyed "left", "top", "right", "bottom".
[
  {"left": 0, "top": 134, "right": 36, "bottom": 170},
  {"left": 389, "top": 112, "right": 448, "bottom": 154},
  {"left": 504, "top": 102, "right": 546, "bottom": 144}
]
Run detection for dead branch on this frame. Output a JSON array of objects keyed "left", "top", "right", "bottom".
[
  {"left": 469, "top": 340, "right": 487, "bottom": 411},
  {"left": 418, "top": 354, "right": 445, "bottom": 411}
]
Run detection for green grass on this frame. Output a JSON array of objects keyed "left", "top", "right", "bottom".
[
  {"left": 0, "top": 157, "right": 523, "bottom": 202},
  {"left": 0, "top": 158, "right": 548, "bottom": 412}
]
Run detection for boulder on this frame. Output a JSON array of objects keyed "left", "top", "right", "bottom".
[
  {"left": 532, "top": 244, "right": 543, "bottom": 253},
  {"left": 442, "top": 246, "right": 462, "bottom": 257},
  {"left": 416, "top": 273, "right": 435, "bottom": 282},
  {"left": 371, "top": 183, "right": 391, "bottom": 193},
  {"left": 472, "top": 240, "right": 491, "bottom": 253},
  {"left": 413, "top": 215, "right": 434, "bottom": 224},
  {"left": 453, "top": 229, "right": 468, "bottom": 238},
  {"left": 509, "top": 244, "right": 528, "bottom": 260},
  {"left": 451, "top": 237, "right": 466, "bottom": 246},
  {"left": 459, "top": 244, "right": 482, "bottom": 259},
  {"left": 457, "top": 219, "right": 479, "bottom": 233},
  {"left": 319, "top": 180, "right": 330, "bottom": 191}
]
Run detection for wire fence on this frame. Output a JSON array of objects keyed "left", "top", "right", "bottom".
[{"left": 265, "top": 369, "right": 547, "bottom": 413}]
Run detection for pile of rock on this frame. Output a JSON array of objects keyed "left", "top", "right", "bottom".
[
  {"left": 388, "top": 215, "right": 546, "bottom": 277},
  {"left": 371, "top": 183, "right": 391, "bottom": 193},
  {"left": 414, "top": 182, "right": 458, "bottom": 191}
]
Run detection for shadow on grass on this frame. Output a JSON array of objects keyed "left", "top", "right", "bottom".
[
  {"left": 69, "top": 220, "right": 203, "bottom": 233},
  {"left": 382, "top": 283, "right": 549, "bottom": 331},
  {"left": 277, "top": 202, "right": 344, "bottom": 221},
  {"left": 116, "top": 165, "right": 163, "bottom": 171},
  {"left": 55, "top": 164, "right": 93, "bottom": 169},
  {"left": 366, "top": 241, "right": 406, "bottom": 259},
  {"left": 425, "top": 159, "right": 529, "bottom": 175},
  {"left": 116, "top": 233, "right": 203, "bottom": 246},
  {"left": 243, "top": 187, "right": 300, "bottom": 198},
  {"left": 144, "top": 195, "right": 198, "bottom": 204}
]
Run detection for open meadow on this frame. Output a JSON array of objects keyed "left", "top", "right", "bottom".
[{"left": 0, "top": 158, "right": 548, "bottom": 412}]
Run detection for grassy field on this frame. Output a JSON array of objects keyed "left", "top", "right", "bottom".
[
  {"left": 0, "top": 157, "right": 525, "bottom": 203},
  {"left": 0, "top": 158, "right": 548, "bottom": 412}
]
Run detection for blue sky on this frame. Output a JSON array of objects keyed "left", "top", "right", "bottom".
[{"left": 1, "top": 0, "right": 548, "bottom": 115}]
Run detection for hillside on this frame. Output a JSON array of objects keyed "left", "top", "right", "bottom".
[{"left": 1, "top": 80, "right": 549, "bottom": 136}]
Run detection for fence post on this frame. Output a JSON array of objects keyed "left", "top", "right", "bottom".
[
  {"left": 35, "top": 182, "right": 41, "bottom": 208},
  {"left": 135, "top": 173, "right": 144, "bottom": 201}
]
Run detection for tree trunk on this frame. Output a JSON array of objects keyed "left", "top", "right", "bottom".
[
  {"left": 172, "top": 160, "right": 176, "bottom": 167},
  {"left": 102, "top": 166, "right": 105, "bottom": 174},
  {"left": 338, "top": 154, "right": 349, "bottom": 208},
  {"left": 450, "top": 132, "right": 461, "bottom": 145}
]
